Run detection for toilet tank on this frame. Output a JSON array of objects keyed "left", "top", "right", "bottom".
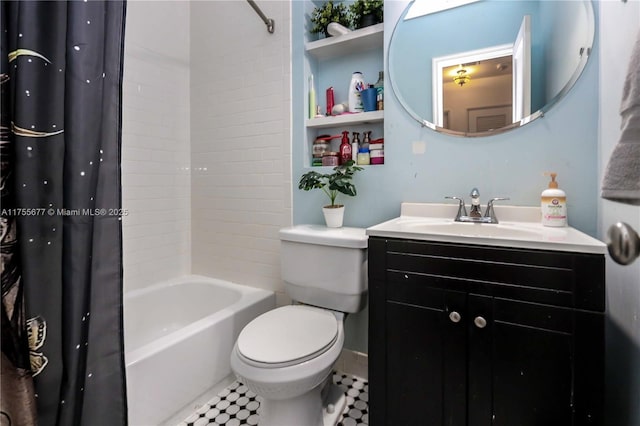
[{"left": 279, "top": 225, "right": 368, "bottom": 313}]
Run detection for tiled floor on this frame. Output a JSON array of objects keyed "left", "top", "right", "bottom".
[{"left": 178, "top": 371, "right": 369, "bottom": 426}]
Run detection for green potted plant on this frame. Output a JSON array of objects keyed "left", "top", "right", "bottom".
[
  {"left": 298, "top": 160, "right": 363, "bottom": 227},
  {"left": 349, "top": 0, "right": 383, "bottom": 29},
  {"left": 310, "top": 1, "right": 350, "bottom": 38}
]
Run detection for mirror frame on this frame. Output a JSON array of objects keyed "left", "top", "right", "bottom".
[{"left": 387, "top": 0, "right": 595, "bottom": 137}]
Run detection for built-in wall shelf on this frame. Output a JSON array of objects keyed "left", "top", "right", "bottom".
[
  {"left": 305, "top": 23, "right": 384, "bottom": 60},
  {"left": 305, "top": 110, "right": 384, "bottom": 129},
  {"left": 301, "top": 14, "right": 384, "bottom": 168}
]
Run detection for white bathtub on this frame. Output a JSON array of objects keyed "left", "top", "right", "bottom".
[{"left": 124, "top": 275, "right": 275, "bottom": 426}]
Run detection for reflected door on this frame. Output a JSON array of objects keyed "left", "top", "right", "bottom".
[{"left": 513, "top": 15, "right": 531, "bottom": 122}]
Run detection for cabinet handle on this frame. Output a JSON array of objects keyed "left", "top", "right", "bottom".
[
  {"left": 474, "top": 316, "right": 487, "bottom": 328},
  {"left": 449, "top": 311, "right": 461, "bottom": 323}
]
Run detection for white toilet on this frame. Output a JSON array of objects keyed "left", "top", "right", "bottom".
[{"left": 230, "top": 225, "right": 368, "bottom": 426}]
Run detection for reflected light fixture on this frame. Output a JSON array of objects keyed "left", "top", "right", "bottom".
[{"left": 453, "top": 68, "right": 470, "bottom": 86}]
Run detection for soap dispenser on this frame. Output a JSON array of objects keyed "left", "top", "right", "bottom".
[
  {"left": 339, "top": 131, "right": 352, "bottom": 164},
  {"left": 351, "top": 132, "right": 360, "bottom": 162},
  {"left": 541, "top": 172, "right": 567, "bottom": 227},
  {"left": 362, "top": 131, "right": 371, "bottom": 150}
]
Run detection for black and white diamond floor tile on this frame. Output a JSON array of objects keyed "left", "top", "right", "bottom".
[{"left": 178, "top": 372, "right": 368, "bottom": 426}]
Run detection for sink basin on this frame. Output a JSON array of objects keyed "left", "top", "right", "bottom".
[
  {"left": 366, "top": 203, "right": 606, "bottom": 254},
  {"left": 398, "top": 220, "right": 565, "bottom": 240}
]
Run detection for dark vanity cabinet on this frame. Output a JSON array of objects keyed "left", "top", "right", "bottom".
[{"left": 368, "top": 237, "right": 605, "bottom": 426}]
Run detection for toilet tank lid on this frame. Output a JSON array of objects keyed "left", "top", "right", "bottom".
[{"left": 279, "top": 225, "right": 368, "bottom": 248}]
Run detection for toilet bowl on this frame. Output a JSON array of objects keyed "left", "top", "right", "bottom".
[
  {"left": 230, "top": 305, "right": 346, "bottom": 426},
  {"left": 230, "top": 225, "right": 368, "bottom": 426}
]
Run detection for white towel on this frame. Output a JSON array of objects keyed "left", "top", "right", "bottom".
[{"left": 601, "top": 30, "right": 640, "bottom": 205}]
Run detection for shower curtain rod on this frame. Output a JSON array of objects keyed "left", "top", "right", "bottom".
[{"left": 246, "top": 0, "right": 275, "bottom": 34}]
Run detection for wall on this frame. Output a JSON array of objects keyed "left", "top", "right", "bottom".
[
  {"left": 598, "top": 1, "right": 640, "bottom": 425},
  {"left": 121, "top": 1, "right": 191, "bottom": 292},
  {"left": 122, "top": 1, "right": 292, "bottom": 300},
  {"left": 190, "top": 1, "right": 292, "bottom": 304},
  {"left": 293, "top": 1, "right": 600, "bottom": 354},
  {"left": 294, "top": 1, "right": 599, "bottom": 236}
]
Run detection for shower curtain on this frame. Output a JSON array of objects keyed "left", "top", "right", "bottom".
[{"left": 1, "top": 1, "right": 128, "bottom": 425}]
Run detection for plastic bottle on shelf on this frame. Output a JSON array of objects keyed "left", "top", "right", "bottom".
[
  {"left": 351, "top": 132, "right": 360, "bottom": 162},
  {"left": 339, "top": 131, "right": 352, "bottom": 164},
  {"left": 326, "top": 87, "right": 334, "bottom": 116},
  {"left": 309, "top": 74, "right": 316, "bottom": 119},
  {"left": 374, "top": 71, "right": 384, "bottom": 110},
  {"left": 357, "top": 146, "right": 370, "bottom": 165},
  {"left": 362, "top": 131, "right": 371, "bottom": 150},
  {"left": 348, "top": 72, "right": 365, "bottom": 113}
]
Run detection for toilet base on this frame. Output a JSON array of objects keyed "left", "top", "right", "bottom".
[
  {"left": 257, "top": 379, "right": 346, "bottom": 426},
  {"left": 321, "top": 382, "right": 347, "bottom": 426}
]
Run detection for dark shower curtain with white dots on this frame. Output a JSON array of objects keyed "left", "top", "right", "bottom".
[{"left": 1, "top": 1, "right": 128, "bottom": 425}]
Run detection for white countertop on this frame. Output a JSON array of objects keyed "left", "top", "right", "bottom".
[{"left": 366, "top": 203, "right": 607, "bottom": 254}]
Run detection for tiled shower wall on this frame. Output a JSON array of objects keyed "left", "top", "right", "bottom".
[
  {"left": 190, "top": 2, "right": 292, "bottom": 302},
  {"left": 121, "top": 1, "right": 191, "bottom": 292}
]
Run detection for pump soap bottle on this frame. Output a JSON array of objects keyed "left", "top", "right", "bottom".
[
  {"left": 339, "top": 131, "right": 352, "bottom": 164},
  {"left": 351, "top": 132, "right": 360, "bottom": 162},
  {"left": 541, "top": 172, "right": 567, "bottom": 227}
]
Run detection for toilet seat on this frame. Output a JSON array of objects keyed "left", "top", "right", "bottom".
[{"left": 236, "top": 305, "right": 339, "bottom": 368}]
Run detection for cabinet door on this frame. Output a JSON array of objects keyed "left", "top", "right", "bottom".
[
  {"left": 385, "top": 288, "right": 466, "bottom": 426},
  {"left": 468, "top": 295, "right": 574, "bottom": 426}
]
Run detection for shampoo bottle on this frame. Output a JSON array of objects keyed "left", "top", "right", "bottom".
[
  {"left": 348, "top": 72, "right": 365, "bottom": 113},
  {"left": 541, "top": 172, "right": 567, "bottom": 227}
]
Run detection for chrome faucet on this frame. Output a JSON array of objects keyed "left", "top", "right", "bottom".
[
  {"left": 469, "top": 188, "right": 482, "bottom": 218},
  {"left": 445, "top": 188, "right": 509, "bottom": 224}
]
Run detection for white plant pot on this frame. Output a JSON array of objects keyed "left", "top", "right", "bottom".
[{"left": 322, "top": 205, "right": 345, "bottom": 228}]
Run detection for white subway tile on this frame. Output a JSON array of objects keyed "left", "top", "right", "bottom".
[
  {"left": 122, "top": 1, "right": 191, "bottom": 294},
  {"left": 123, "top": 1, "right": 291, "bottom": 294}
]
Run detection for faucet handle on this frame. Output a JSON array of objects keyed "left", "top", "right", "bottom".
[
  {"left": 445, "top": 196, "right": 466, "bottom": 206},
  {"left": 486, "top": 197, "right": 509, "bottom": 207},
  {"left": 445, "top": 196, "right": 468, "bottom": 217},
  {"left": 484, "top": 197, "right": 510, "bottom": 221}
]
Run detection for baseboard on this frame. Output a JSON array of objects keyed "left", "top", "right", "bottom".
[{"left": 335, "top": 348, "right": 368, "bottom": 380}]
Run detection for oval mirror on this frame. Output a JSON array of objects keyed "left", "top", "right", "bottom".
[{"left": 388, "top": 0, "right": 595, "bottom": 136}]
